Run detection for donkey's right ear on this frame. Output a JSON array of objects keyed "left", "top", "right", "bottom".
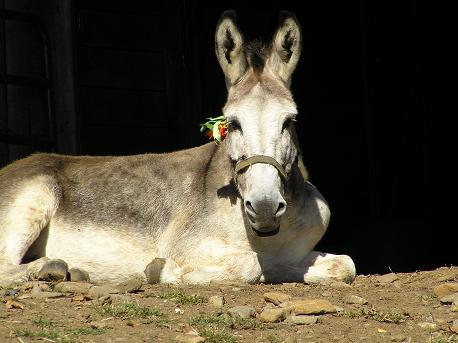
[{"left": 215, "top": 10, "right": 247, "bottom": 87}]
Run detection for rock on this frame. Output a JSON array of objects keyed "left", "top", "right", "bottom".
[
  {"left": 330, "top": 281, "right": 352, "bottom": 288},
  {"left": 174, "top": 333, "right": 205, "bottom": 343},
  {"left": 264, "top": 292, "right": 291, "bottom": 305},
  {"left": 68, "top": 268, "right": 91, "bottom": 282},
  {"left": 450, "top": 319, "right": 458, "bottom": 333},
  {"left": 437, "top": 273, "right": 458, "bottom": 282},
  {"left": 144, "top": 258, "right": 166, "bottom": 284},
  {"left": 19, "top": 281, "right": 49, "bottom": 292},
  {"left": 376, "top": 273, "right": 399, "bottom": 284},
  {"left": 390, "top": 334, "right": 406, "bottom": 342},
  {"left": 208, "top": 295, "right": 225, "bottom": 308},
  {"left": 259, "top": 308, "right": 290, "bottom": 323},
  {"left": 55, "top": 282, "right": 93, "bottom": 294},
  {"left": 417, "top": 322, "right": 437, "bottom": 331},
  {"left": 30, "top": 286, "right": 64, "bottom": 299},
  {"left": 227, "top": 305, "right": 255, "bottom": 319},
  {"left": 286, "top": 315, "right": 318, "bottom": 325},
  {"left": 433, "top": 283, "right": 458, "bottom": 298},
  {"left": 343, "top": 294, "right": 368, "bottom": 305},
  {"left": 37, "top": 259, "right": 68, "bottom": 281},
  {"left": 88, "top": 285, "right": 119, "bottom": 298},
  {"left": 280, "top": 298, "right": 336, "bottom": 315},
  {"left": 115, "top": 277, "right": 143, "bottom": 293},
  {"left": 5, "top": 299, "right": 24, "bottom": 309},
  {"left": 439, "top": 292, "right": 458, "bottom": 304}
]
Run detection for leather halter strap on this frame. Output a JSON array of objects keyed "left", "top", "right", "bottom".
[{"left": 234, "top": 154, "right": 309, "bottom": 183}]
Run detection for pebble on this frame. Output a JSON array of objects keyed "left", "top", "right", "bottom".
[
  {"left": 37, "top": 259, "right": 68, "bottom": 281},
  {"left": 144, "top": 258, "right": 166, "bottom": 284},
  {"left": 432, "top": 283, "right": 458, "bottom": 297},
  {"left": 286, "top": 315, "right": 318, "bottom": 325},
  {"left": 280, "top": 298, "right": 336, "bottom": 315},
  {"left": 208, "top": 295, "right": 225, "bottom": 308},
  {"left": 343, "top": 294, "right": 368, "bottom": 305},
  {"left": 259, "top": 308, "right": 289, "bottom": 323},
  {"left": 227, "top": 305, "right": 255, "bottom": 319},
  {"left": 390, "top": 333, "right": 406, "bottom": 342},
  {"left": 450, "top": 319, "right": 458, "bottom": 333},
  {"left": 174, "top": 333, "right": 205, "bottom": 343},
  {"left": 376, "top": 273, "right": 399, "bottom": 284},
  {"left": 55, "top": 281, "right": 93, "bottom": 294},
  {"left": 88, "top": 285, "right": 119, "bottom": 298},
  {"left": 440, "top": 292, "right": 458, "bottom": 304},
  {"left": 417, "top": 322, "right": 437, "bottom": 331},
  {"left": 115, "top": 277, "right": 143, "bottom": 293},
  {"left": 68, "top": 268, "right": 91, "bottom": 282},
  {"left": 264, "top": 292, "right": 291, "bottom": 305}
]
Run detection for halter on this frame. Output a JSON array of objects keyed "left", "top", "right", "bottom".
[{"left": 234, "top": 153, "right": 309, "bottom": 183}]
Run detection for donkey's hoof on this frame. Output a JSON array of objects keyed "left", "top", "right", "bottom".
[
  {"left": 144, "top": 258, "right": 166, "bottom": 284},
  {"left": 68, "top": 268, "right": 90, "bottom": 282},
  {"left": 38, "top": 259, "right": 69, "bottom": 281}
]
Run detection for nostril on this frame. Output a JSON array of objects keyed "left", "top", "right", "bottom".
[
  {"left": 275, "top": 201, "right": 287, "bottom": 217},
  {"left": 245, "top": 200, "right": 256, "bottom": 214}
]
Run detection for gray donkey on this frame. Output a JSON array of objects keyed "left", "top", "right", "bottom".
[{"left": 0, "top": 11, "right": 355, "bottom": 285}]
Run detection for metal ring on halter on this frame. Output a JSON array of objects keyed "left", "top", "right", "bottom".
[{"left": 234, "top": 154, "right": 309, "bottom": 183}]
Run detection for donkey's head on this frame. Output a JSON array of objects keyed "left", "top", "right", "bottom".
[{"left": 215, "top": 11, "right": 305, "bottom": 237}]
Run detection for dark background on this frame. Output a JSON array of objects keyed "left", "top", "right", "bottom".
[{"left": 0, "top": 0, "right": 455, "bottom": 274}]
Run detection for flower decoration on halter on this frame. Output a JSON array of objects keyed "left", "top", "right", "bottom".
[{"left": 199, "top": 115, "right": 228, "bottom": 143}]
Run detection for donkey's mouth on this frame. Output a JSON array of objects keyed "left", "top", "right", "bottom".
[{"left": 251, "top": 226, "right": 280, "bottom": 237}]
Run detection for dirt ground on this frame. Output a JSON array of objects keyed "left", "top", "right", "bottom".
[{"left": 1, "top": 266, "right": 457, "bottom": 343}]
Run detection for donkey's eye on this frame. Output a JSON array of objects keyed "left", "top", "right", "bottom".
[
  {"left": 228, "top": 120, "right": 242, "bottom": 133},
  {"left": 282, "top": 118, "right": 296, "bottom": 132}
]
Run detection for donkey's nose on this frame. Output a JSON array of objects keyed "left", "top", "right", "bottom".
[{"left": 244, "top": 196, "right": 287, "bottom": 220}]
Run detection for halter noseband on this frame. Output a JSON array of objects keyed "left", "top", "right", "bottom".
[{"left": 234, "top": 154, "right": 309, "bottom": 183}]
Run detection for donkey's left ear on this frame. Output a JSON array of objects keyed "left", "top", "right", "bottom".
[{"left": 268, "top": 12, "right": 302, "bottom": 86}]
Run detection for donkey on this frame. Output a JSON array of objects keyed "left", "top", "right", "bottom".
[{"left": 0, "top": 11, "right": 355, "bottom": 286}]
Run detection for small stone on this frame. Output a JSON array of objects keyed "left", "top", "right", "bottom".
[
  {"left": 417, "top": 322, "right": 437, "bottom": 331},
  {"left": 286, "top": 315, "right": 318, "bottom": 325},
  {"left": 55, "top": 282, "right": 93, "bottom": 294},
  {"left": 37, "top": 259, "right": 68, "bottom": 281},
  {"left": 439, "top": 292, "right": 458, "bottom": 304},
  {"left": 174, "top": 333, "right": 205, "bottom": 343},
  {"left": 390, "top": 333, "right": 406, "bottom": 342},
  {"left": 281, "top": 338, "right": 297, "bottom": 343},
  {"left": 115, "top": 277, "right": 143, "bottom": 293},
  {"left": 68, "top": 268, "right": 91, "bottom": 282},
  {"left": 280, "top": 298, "right": 336, "bottom": 315},
  {"left": 450, "top": 319, "right": 458, "bottom": 333},
  {"left": 264, "top": 292, "right": 291, "bottom": 305},
  {"left": 433, "top": 283, "right": 458, "bottom": 298},
  {"left": 343, "top": 294, "right": 368, "bottom": 305},
  {"left": 330, "top": 281, "right": 352, "bottom": 288},
  {"left": 437, "top": 273, "right": 458, "bottom": 282},
  {"left": 88, "top": 285, "right": 119, "bottom": 298},
  {"left": 89, "top": 321, "right": 107, "bottom": 329},
  {"left": 227, "top": 305, "right": 255, "bottom": 319},
  {"left": 208, "top": 295, "right": 225, "bottom": 308},
  {"left": 376, "top": 273, "right": 399, "bottom": 284},
  {"left": 259, "top": 308, "right": 289, "bottom": 323},
  {"left": 144, "top": 258, "right": 166, "bottom": 284},
  {"left": 5, "top": 299, "right": 24, "bottom": 309}
]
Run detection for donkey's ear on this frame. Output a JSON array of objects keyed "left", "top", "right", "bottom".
[
  {"left": 268, "top": 12, "right": 302, "bottom": 86},
  {"left": 215, "top": 10, "right": 247, "bottom": 87}
]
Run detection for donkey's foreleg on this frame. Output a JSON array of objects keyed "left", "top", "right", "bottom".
[{"left": 260, "top": 251, "right": 356, "bottom": 284}]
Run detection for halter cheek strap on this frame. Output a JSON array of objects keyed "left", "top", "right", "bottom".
[{"left": 234, "top": 154, "right": 309, "bottom": 183}]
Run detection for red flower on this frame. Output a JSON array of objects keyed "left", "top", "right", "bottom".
[{"left": 219, "top": 123, "right": 228, "bottom": 140}]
